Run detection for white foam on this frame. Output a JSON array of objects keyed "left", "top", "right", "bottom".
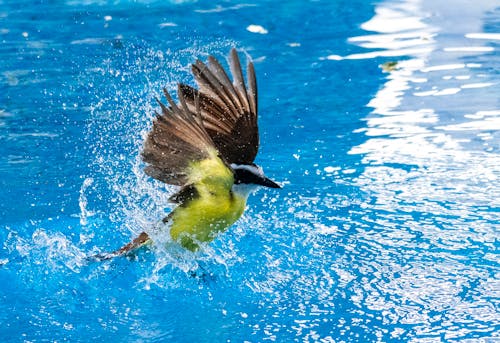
[
  {"left": 465, "top": 33, "right": 500, "bottom": 40},
  {"left": 158, "top": 22, "right": 177, "bottom": 28},
  {"left": 444, "top": 46, "right": 494, "bottom": 52},
  {"left": 461, "top": 82, "right": 495, "bottom": 89},
  {"left": 246, "top": 24, "right": 268, "bottom": 34},
  {"left": 323, "top": 166, "right": 340, "bottom": 173}
]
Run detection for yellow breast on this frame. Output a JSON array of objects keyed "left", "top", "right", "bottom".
[
  {"left": 167, "top": 153, "right": 247, "bottom": 251},
  {"left": 169, "top": 191, "right": 246, "bottom": 251}
]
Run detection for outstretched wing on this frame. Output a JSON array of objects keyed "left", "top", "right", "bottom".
[
  {"left": 142, "top": 85, "right": 229, "bottom": 186},
  {"left": 180, "top": 48, "right": 259, "bottom": 165}
]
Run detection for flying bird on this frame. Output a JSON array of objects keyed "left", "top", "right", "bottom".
[{"left": 99, "top": 48, "right": 280, "bottom": 259}]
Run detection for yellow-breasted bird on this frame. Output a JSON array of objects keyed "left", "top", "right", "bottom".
[{"left": 101, "top": 48, "right": 280, "bottom": 258}]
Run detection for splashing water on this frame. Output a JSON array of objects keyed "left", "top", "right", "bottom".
[
  {"left": 79, "top": 177, "right": 94, "bottom": 226},
  {"left": 83, "top": 40, "right": 249, "bottom": 277}
]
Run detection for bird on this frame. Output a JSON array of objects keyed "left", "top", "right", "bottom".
[{"left": 100, "top": 48, "right": 280, "bottom": 259}]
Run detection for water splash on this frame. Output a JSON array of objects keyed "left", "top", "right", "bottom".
[
  {"left": 79, "top": 177, "right": 94, "bottom": 226},
  {"left": 81, "top": 39, "right": 256, "bottom": 282}
]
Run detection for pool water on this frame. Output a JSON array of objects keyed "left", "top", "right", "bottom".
[{"left": 1, "top": 0, "right": 499, "bottom": 341}]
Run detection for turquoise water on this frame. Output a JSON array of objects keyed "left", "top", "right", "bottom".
[{"left": 1, "top": 0, "right": 499, "bottom": 341}]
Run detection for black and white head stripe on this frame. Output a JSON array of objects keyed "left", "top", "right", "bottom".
[{"left": 231, "top": 164, "right": 280, "bottom": 188}]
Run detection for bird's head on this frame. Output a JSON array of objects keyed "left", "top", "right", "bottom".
[{"left": 231, "top": 163, "right": 280, "bottom": 197}]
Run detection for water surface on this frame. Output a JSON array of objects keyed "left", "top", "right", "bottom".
[{"left": 1, "top": 0, "right": 499, "bottom": 341}]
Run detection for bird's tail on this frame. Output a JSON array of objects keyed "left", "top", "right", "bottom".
[{"left": 86, "top": 231, "right": 151, "bottom": 262}]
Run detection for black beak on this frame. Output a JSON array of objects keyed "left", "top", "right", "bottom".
[{"left": 258, "top": 176, "right": 281, "bottom": 188}]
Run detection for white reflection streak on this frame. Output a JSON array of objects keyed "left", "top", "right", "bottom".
[
  {"left": 326, "top": 0, "right": 436, "bottom": 61},
  {"left": 350, "top": 0, "right": 438, "bottom": 133}
]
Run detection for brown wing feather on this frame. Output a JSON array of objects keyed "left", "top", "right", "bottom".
[
  {"left": 181, "top": 48, "right": 259, "bottom": 165},
  {"left": 142, "top": 85, "right": 216, "bottom": 185}
]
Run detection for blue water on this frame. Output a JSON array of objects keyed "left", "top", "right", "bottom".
[{"left": 1, "top": 0, "right": 499, "bottom": 341}]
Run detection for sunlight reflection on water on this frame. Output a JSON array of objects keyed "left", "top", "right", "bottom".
[{"left": 339, "top": 0, "right": 499, "bottom": 340}]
